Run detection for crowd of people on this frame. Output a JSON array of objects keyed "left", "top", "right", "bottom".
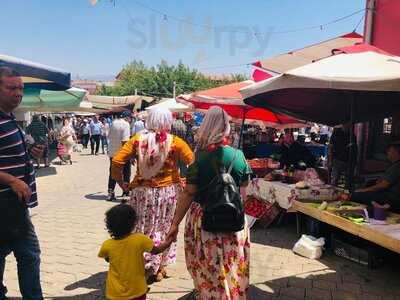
[{"left": 2, "top": 66, "right": 400, "bottom": 300}]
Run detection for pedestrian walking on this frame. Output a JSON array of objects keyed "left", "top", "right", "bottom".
[
  {"left": 111, "top": 107, "right": 194, "bottom": 282},
  {"left": 107, "top": 111, "right": 132, "bottom": 201},
  {"left": 89, "top": 116, "right": 102, "bottom": 155},
  {"left": 167, "top": 106, "right": 252, "bottom": 299},
  {"left": 98, "top": 204, "right": 174, "bottom": 300},
  {"left": 0, "top": 66, "right": 44, "bottom": 300},
  {"left": 26, "top": 114, "right": 50, "bottom": 168},
  {"left": 100, "top": 118, "right": 110, "bottom": 155}
]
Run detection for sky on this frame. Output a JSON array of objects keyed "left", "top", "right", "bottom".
[{"left": 0, "top": 0, "right": 366, "bottom": 79}]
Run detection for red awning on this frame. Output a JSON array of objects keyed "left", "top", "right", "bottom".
[{"left": 178, "top": 81, "right": 307, "bottom": 128}]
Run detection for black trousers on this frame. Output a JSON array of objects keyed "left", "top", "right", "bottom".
[
  {"left": 108, "top": 157, "right": 131, "bottom": 191},
  {"left": 90, "top": 134, "right": 100, "bottom": 154},
  {"left": 81, "top": 134, "right": 90, "bottom": 148}
]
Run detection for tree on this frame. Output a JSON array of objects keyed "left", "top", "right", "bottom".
[{"left": 96, "top": 60, "right": 248, "bottom": 97}]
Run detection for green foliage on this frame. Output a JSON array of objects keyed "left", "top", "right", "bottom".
[{"left": 96, "top": 60, "right": 248, "bottom": 97}]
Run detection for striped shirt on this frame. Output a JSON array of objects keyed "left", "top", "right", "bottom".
[{"left": 0, "top": 111, "right": 38, "bottom": 208}]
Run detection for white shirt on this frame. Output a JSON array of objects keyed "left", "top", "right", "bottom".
[
  {"left": 108, "top": 118, "right": 131, "bottom": 158},
  {"left": 131, "top": 120, "right": 145, "bottom": 136}
]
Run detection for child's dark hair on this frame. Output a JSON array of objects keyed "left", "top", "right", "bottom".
[{"left": 105, "top": 204, "right": 137, "bottom": 239}]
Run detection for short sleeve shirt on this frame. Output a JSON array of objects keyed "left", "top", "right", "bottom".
[
  {"left": 186, "top": 146, "right": 252, "bottom": 190},
  {"left": 98, "top": 233, "right": 154, "bottom": 300},
  {"left": 108, "top": 119, "right": 131, "bottom": 158}
]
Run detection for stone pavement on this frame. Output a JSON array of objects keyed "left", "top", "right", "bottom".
[{"left": 3, "top": 148, "right": 400, "bottom": 299}]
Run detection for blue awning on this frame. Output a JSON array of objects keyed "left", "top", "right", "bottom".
[{"left": 0, "top": 54, "right": 71, "bottom": 91}]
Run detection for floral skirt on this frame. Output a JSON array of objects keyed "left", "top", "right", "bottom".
[
  {"left": 129, "top": 184, "right": 181, "bottom": 275},
  {"left": 184, "top": 202, "right": 250, "bottom": 300}
]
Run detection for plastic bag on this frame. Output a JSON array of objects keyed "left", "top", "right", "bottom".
[{"left": 292, "top": 234, "right": 325, "bottom": 259}]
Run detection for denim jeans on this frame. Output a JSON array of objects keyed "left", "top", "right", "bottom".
[{"left": 0, "top": 214, "right": 43, "bottom": 300}]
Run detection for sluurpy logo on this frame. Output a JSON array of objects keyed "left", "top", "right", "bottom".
[{"left": 126, "top": 13, "right": 274, "bottom": 63}]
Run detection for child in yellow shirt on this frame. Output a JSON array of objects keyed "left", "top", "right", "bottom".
[{"left": 98, "top": 204, "right": 173, "bottom": 300}]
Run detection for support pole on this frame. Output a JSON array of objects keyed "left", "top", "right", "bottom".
[{"left": 238, "top": 109, "right": 246, "bottom": 150}]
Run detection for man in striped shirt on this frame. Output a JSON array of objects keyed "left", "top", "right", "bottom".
[{"left": 0, "top": 67, "right": 43, "bottom": 300}]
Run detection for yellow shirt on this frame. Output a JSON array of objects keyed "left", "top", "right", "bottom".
[
  {"left": 111, "top": 134, "right": 194, "bottom": 188},
  {"left": 98, "top": 233, "right": 154, "bottom": 300}
]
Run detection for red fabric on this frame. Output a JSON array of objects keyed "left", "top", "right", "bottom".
[
  {"left": 180, "top": 82, "right": 303, "bottom": 125},
  {"left": 252, "top": 68, "right": 272, "bottom": 82},
  {"left": 368, "top": 0, "right": 400, "bottom": 56}
]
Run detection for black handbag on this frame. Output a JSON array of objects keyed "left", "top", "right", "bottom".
[{"left": 197, "top": 150, "right": 245, "bottom": 233}]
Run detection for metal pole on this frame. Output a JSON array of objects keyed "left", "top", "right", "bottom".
[
  {"left": 347, "top": 95, "right": 356, "bottom": 192},
  {"left": 238, "top": 109, "right": 246, "bottom": 150},
  {"left": 364, "top": 0, "right": 376, "bottom": 45},
  {"left": 173, "top": 81, "right": 176, "bottom": 99}
]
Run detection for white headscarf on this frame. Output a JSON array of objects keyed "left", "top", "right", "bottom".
[
  {"left": 196, "top": 106, "right": 231, "bottom": 150},
  {"left": 138, "top": 107, "right": 174, "bottom": 179}
]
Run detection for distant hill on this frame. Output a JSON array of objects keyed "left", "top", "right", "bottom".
[{"left": 73, "top": 74, "right": 116, "bottom": 81}]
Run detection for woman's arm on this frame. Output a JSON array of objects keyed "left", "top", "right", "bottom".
[{"left": 165, "top": 184, "right": 197, "bottom": 242}]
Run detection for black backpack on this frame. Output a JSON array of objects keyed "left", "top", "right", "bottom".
[{"left": 197, "top": 150, "right": 245, "bottom": 233}]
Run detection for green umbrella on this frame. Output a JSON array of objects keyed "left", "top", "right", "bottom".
[{"left": 17, "top": 87, "right": 87, "bottom": 112}]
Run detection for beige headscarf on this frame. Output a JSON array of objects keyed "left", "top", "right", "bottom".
[
  {"left": 138, "top": 107, "right": 173, "bottom": 179},
  {"left": 196, "top": 106, "right": 231, "bottom": 151}
]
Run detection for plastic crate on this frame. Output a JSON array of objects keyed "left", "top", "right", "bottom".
[{"left": 331, "top": 232, "right": 383, "bottom": 268}]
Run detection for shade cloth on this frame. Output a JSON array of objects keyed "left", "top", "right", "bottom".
[
  {"left": 241, "top": 51, "right": 400, "bottom": 126},
  {"left": 16, "top": 88, "right": 87, "bottom": 112},
  {"left": 254, "top": 32, "right": 363, "bottom": 74},
  {"left": 145, "top": 98, "right": 191, "bottom": 112}
]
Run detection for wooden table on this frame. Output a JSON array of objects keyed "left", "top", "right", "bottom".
[{"left": 292, "top": 200, "right": 400, "bottom": 254}]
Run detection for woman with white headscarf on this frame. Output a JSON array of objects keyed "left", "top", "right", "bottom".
[
  {"left": 167, "top": 106, "right": 252, "bottom": 299},
  {"left": 111, "top": 107, "right": 194, "bottom": 281}
]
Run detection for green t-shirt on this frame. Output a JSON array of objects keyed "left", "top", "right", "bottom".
[
  {"left": 383, "top": 161, "right": 400, "bottom": 207},
  {"left": 186, "top": 146, "right": 252, "bottom": 191}
]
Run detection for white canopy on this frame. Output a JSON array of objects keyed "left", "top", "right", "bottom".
[
  {"left": 241, "top": 51, "right": 400, "bottom": 126},
  {"left": 145, "top": 98, "right": 191, "bottom": 112}
]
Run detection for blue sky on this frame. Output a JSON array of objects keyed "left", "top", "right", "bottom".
[{"left": 0, "top": 0, "right": 366, "bottom": 78}]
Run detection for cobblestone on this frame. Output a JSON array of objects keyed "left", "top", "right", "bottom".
[{"left": 2, "top": 149, "right": 400, "bottom": 299}]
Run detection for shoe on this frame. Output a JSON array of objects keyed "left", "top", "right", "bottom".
[
  {"left": 91, "top": 152, "right": 94, "bottom": 155},
  {"left": 120, "top": 191, "right": 130, "bottom": 197},
  {"left": 107, "top": 191, "right": 116, "bottom": 202},
  {"left": 95, "top": 152, "right": 99, "bottom": 156}
]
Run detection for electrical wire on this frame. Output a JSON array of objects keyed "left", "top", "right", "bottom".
[{"left": 126, "top": 0, "right": 366, "bottom": 36}]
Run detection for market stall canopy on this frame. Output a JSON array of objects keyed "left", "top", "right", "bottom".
[
  {"left": 0, "top": 54, "right": 70, "bottom": 91},
  {"left": 86, "top": 94, "right": 154, "bottom": 111},
  {"left": 253, "top": 32, "right": 363, "bottom": 74},
  {"left": 241, "top": 51, "right": 400, "bottom": 126},
  {"left": 145, "top": 98, "right": 191, "bottom": 112},
  {"left": 178, "top": 81, "right": 308, "bottom": 129},
  {"left": 16, "top": 87, "right": 88, "bottom": 112}
]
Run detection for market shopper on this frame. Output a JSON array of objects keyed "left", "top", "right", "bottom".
[
  {"left": 80, "top": 119, "right": 90, "bottom": 149},
  {"left": 166, "top": 106, "right": 252, "bottom": 299},
  {"left": 89, "top": 115, "right": 102, "bottom": 155},
  {"left": 328, "top": 124, "right": 357, "bottom": 186},
  {"left": 0, "top": 67, "right": 44, "bottom": 300},
  {"left": 100, "top": 118, "right": 110, "bottom": 155},
  {"left": 351, "top": 142, "right": 400, "bottom": 214},
  {"left": 111, "top": 107, "right": 194, "bottom": 282},
  {"left": 107, "top": 111, "right": 132, "bottom": 201},
  {"left": 26, "top": 114, "right": 50, "bottom": 168}
]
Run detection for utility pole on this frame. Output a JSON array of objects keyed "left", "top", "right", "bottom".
[{"left": 173, "top": 81, "right": 176, "bottom": 99}]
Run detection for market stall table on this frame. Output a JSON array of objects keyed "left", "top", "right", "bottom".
[
  {"left": 247, "top": 178, "right": 340, "bottom": 210},
  {"left": 292, "top": 200, "right": 400, "bottom": 254}
]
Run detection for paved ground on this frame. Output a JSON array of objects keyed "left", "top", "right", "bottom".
[{"left": 3, "top": 148, "right": 400, "bottom": 299}]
